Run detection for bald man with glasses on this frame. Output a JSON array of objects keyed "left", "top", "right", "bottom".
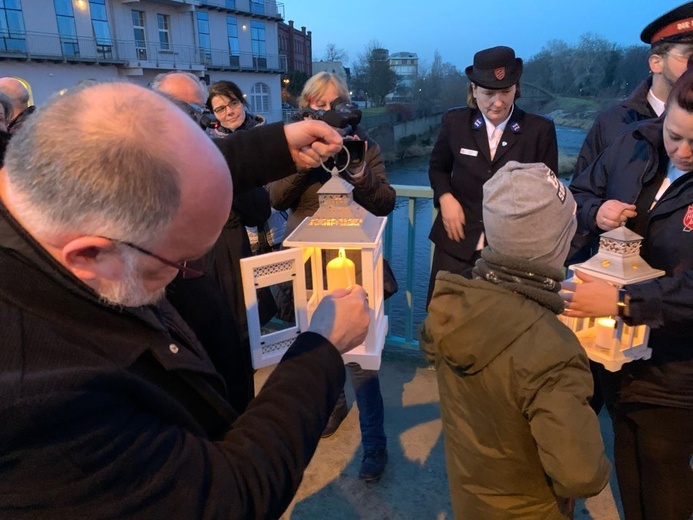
[{"left": 0, "top": 82, "right": 370, "bottom": 519}]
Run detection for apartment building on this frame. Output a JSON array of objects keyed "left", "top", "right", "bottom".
[
  {"left": 0, "top": 0, "right": 287, "bottom": 121},
  {"left": 277, "top": 19, "right": 310, "bottom": 77}
]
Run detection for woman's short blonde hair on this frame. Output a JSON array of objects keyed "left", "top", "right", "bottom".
[{"left": 299, "top": 72, "right": 350, "bottom": 109}]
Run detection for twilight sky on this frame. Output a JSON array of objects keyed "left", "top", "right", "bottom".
[{"left": 283, "top": 0, "right": 683, "bottom": 70}]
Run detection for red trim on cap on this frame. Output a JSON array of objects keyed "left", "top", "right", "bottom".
[{"left": 652, "top": 17, "right": 693, "bottom": 43}]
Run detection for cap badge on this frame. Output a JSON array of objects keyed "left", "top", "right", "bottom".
[{"left": 494, "top": 67, "right": 506, "bottom": 80}]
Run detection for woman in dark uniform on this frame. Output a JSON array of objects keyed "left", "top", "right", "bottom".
[{"left": 427, "top": 45, "right": 558, "bottom": 305}]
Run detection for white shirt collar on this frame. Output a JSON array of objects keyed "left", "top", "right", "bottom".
[
  {"left": 482, "top": 105, "right": 514, "bottom": 140},
  {"left": 647, "top": 89, "right": 666, "bottom": 117}
]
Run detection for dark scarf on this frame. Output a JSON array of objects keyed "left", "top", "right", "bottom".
[{"left": 472, "top": 247, "right": 566, "bottom": 314}]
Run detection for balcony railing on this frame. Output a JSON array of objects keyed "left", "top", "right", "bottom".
[
  {"left": 384, "top": 184, "right": 435, "bottom": 351},
  {"left": 0, "top": 30, "right": 286, "bottom": 73},
  {"left": 197, "top": 0, "right": 285, "bottom": 20}
]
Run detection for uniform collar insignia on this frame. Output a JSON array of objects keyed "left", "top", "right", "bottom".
[
  {"left": 684, "top": 204, "right": 693, "bottom": 232},
  {"left": 473, "top": 117, "right": 483, "bottom": 129},
  {"left": 510, "top": 121, "right": 521, "bottom": 133}
]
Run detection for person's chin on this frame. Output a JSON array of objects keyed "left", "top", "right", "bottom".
[
  {"left": 674, "top": 160, "right": 693, "bottom": 172},
  {"left": 98, "top": 285, "right": 167, "bottom": 308}
]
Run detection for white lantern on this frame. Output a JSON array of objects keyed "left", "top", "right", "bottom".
[
  {"left": 561, "top": 226, "right": 664, "bottom": 372},
  {"left": 240, "top": 171, "right": 388, "bottom": 370}
]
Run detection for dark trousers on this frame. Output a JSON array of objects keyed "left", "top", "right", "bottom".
[
  {"left": 611, "top": 403, "right": 693, "bottom": 520},
  {"left": 332, "top": 363, "right": 386, "bottom": 452},
  {"left": 348, "top": 363, "right": 386, "bottom": 452},
  {"left": 426, "top": 247, "right": 481, "bottom": 308}
]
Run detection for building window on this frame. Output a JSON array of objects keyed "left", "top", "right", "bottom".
[
  {"left": 225, "top": 0, "right": 236, "bottom": 8},
  {"left": 227, "top": 16, "right": 239, "bottom": 67},
  {"left": 0, "top": 0, "right": 26, "bottom": 52},
  {"left": 157, "top": 14, "right": 170, "bottom": 51},
  {"left": 132, "top": 10, "right": 147, "bottom": 60},
  {"left": 89, "top": 0, "right": 111, "bottom": 59},
  {"left": 196, "top": 11, "right": 211, "bottom": 64},
  {"left": 250, "top": 0, "right": 264, "bottom": 15},
  {"left": 54, "top": 0, "right": 79, "bottom": 56},
  {"left": 251, "top": 21, "right": 265, "bottom": 69},
  {"left": 249, "top": 82, "right": 269, "bottom": 113}
]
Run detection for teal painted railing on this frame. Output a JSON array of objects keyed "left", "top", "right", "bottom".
[{"left": 384, "top": 184, "right": 435, "bottom": 350}]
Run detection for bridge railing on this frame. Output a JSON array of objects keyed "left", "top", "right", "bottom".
[{"left": 384, "top": 184, "right": 435, "bottom": 351}]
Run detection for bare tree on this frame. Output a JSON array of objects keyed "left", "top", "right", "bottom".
[
  {"left": 352, "top": 40, "right": 397, "bottom": 106},
  {"left": 324, "top": 43, "right": 348, "bottom": 64},
  {"left": 523, "top": 34, "right": 650, "bottom": 99}
]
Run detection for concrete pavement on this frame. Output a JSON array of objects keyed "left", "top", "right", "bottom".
[{"left": 255, "top": 348, "right": 623, "bottom": 520}]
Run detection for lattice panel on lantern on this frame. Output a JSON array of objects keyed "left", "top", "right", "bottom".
[
  {"left": 599, "top": 237, "right": 640, "bottom": 255},
  {"left": 262, "top": 338, "right": 295, "bottom": 356},
  {"left": 318, "top": 193, "right": 349, "bottom": 208},
  {"left": 253, "top": 259, "right": 294, "bottom": 279},
  {"left": 240, "top": 248, "right": 308, "bottom": 369}
]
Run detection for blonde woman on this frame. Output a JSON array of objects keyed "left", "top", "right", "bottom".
[{"left": 268, "top": 72, "right": 395, "bottom": 482}]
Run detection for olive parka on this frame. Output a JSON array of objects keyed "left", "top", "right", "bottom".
[{"left": 421, "top": 273, "right": 611, "bottom": 519}]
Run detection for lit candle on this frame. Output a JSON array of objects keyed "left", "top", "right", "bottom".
[
  {"left": 326, "top": 248, "right": 355, "bottom": 290},
  {"left": 594, "top": 317, "right": 616, "bottom": 350}
]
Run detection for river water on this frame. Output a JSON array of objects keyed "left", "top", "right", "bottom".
[{"left": 384, "top": 125, "right": 587, "bottom": 338}]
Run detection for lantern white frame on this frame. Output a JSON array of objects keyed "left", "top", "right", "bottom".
[
  {"left": 561, "top": 272, "right": 653, "bottom": 372},
  {"left": 240, "top": 219, "right": 389, "bottom": 371},
  {"left": 281, "top": 215, "right": 389, "bottom": 371},
  {"left": 560, "top": 227, "right": 664, "bottom": 372},
  {"left": 240, "top": 247, "right": 309, "bottom": 369}
]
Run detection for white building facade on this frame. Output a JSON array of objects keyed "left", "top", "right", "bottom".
[
  {"left": 0, "top": 0, "right": 287, "bottom": 121},
  {"left": 388, "top": 51, "right": 418, "bottom": 101}
]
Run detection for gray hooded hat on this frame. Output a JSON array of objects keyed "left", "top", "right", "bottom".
[{"left": 483, "top": 161, "right": 577, "bottom": 270}]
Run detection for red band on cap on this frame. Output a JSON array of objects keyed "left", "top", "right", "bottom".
[{"left": 652, "top": 17, "right": 693, "bottom": 43}]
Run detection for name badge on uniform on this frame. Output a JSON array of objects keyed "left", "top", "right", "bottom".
[{"left": 460, "top": 147, "right": 479, "bottom": 157}]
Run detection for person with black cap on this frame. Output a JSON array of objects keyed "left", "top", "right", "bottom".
[
  {"left": 573, "top": 2, "right": 693, "bottom": 179},
  {"left": 426, "top": 45, "right": 558, "bottom": 306},
  {"left": 566, "top": 67, "right": 693, "bottom": 520},
  {"left": 571, "top": 1, "right": 693, "bottom": 421}
]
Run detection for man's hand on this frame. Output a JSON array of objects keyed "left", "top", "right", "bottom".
[
  {"left": 284, "top": 120, "right": 342, "bottom": 170},
  {"left": 308, "top": 285, "right": 370, "bottom": 354},
  {"left": 596, "top": 200, "right": 637, "bottom": 230},
  {"left": 560, "top": 271, "right": 619, "bottom": 317},
  {"left": 439, "top": 193, "right": 466, "bottom": 242}
]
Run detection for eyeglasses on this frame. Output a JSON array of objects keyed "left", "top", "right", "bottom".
[
  {"left": 667, "top": 51, "right": 693, "bottom": 63},
  {"left": 101, "top": 237, "right": 204, "bottom": 279},
  {"left": 212, "top": 98, "right": 242, "bottom": 115}
]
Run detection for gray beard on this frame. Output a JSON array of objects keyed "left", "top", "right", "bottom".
[{"left": 96, "top": 249, "right": 168, "bottom": 307}]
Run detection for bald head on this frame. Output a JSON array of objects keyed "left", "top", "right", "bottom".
[
  {"left": 151, "top": 72, "right": 208, "bottom": 106},
  {"left": 0, "top": 77, "right": 30, "bottom": 120},
  {"left": 3, "top": 82, "right": 232, "bottom": 248}
]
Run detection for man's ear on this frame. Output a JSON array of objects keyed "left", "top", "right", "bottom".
[
  {"left": 649, "top": 53, "right": 663, "bottom": 74},
  {"left": 61, "top": 236, "right": 126, "bottom": 283}
]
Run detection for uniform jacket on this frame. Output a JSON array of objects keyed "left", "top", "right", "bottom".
[
  {"left": 0, "top": 123, "right": 347, "bottom": 519},
  {"left": 570, "top": 116, "right": 693, "bottom": 409},
  {"left": 428, "top": 106, "right": 558, "bottom": 261},
  {"left": 421, "top": 273, "right": 610, "bottom": 519},
  {"left": 573, "top": 78, "right": 657, "bottom": 179},
  {"left": 267, "top": 125, "right": 396, "bottom": 237}
]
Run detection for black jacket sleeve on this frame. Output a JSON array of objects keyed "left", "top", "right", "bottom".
[{"left": 215, "top": 122, "right": 296, "bottom": 194}]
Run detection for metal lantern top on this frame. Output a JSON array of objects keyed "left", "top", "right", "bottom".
[
  {"left": 283, "top": 173, "right": 386, "bottom": 248},
  {"left": 572, "top": 226, "right": 665, "bottom": 285}
]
